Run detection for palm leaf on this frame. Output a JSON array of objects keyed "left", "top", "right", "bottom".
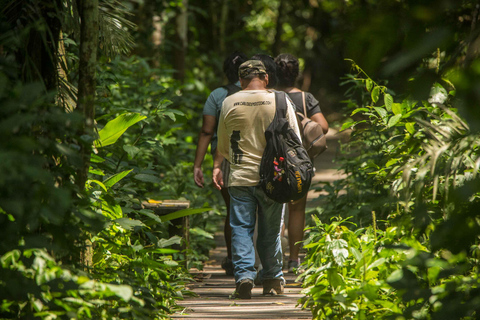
[{"left": 98, "top": 0, "right": 135, "bottom": 57}]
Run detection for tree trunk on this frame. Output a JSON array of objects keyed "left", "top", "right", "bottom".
[
  {"left": 218, "top": 0, "right": 229, "bottom": 57},
  {"left": 76, "top": 0, "right": 99, "bottom": 192},
  {"left": 272, "top": 0, "right": 285, "bottom": 57},
  {"left": 173, "top": 0, "right": 188, "bottom": 82}
]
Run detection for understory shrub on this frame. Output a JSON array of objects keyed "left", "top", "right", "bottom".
[{"left": 302, "top": 60, "right": 480, "bottom": 319}]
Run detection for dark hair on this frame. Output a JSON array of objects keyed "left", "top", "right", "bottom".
[
  {"left": 250, "top": 53, "right": 277, "bottom": 89},
  {"left": 223, "top": 51, "right": 248, "bottom": 84},
  {"left": 274, "top": 53, "right": 299, "bottom": 89}
]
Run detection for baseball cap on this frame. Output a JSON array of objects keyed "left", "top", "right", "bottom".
[{"left": 238, "top": 60, "right": 267, "bottom": 78}]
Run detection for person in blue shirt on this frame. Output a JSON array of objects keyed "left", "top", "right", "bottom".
[{"left": 193, "top": 51, "right": 247, "bottom": 276}]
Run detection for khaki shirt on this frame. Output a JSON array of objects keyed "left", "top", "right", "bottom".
[{"left": 217, "top": 90, "right": 301, "bottom": 186}]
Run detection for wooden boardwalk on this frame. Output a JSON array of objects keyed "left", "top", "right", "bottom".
[
  {"left": 173, "top": 129, "right": 347, "bottom": 320},
  {"left": 172, "top": 234, "right": 311, "bottom": 320}
]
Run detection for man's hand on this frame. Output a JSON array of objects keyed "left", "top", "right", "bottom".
[
  {"left": 212, "top": 167, "right": 224, "bottom": 190},
  {"left": 194, "top": 167, "right": 204, "bottom": 188}
]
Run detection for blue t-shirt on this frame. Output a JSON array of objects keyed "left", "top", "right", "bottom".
[{"left": 202, "top": 82, "right": 241, "bottom": 154}]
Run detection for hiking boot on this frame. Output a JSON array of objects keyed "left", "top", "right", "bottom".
[
  {"left": 221, "top": 257, "right": 234, "bottom": 276},
  {"left": 288, "top": 259, "right": 300, "bottom": 274},
  {"left": 262, "top": 278, "right": 284, "bottom": 295},
  {"left": 235, "top": 279, "right": 254, "bottom": 299}
]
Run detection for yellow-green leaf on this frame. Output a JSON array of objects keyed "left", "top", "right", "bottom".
[
  {"left": 406, "top": 122, "right": 415, "bottom": 134},
  {"left": 351, "top": 107, "right": 369, "bottom": 116},
  {"left": 371, "top": 86, "right": 380, "bottom": 103},
  {"left": 366, "top": 79, "right": 373, "bottom": 92},
  {"left": 386, "top": 158, "right": 399, "bottom": 167},
  {"left": 387, "top": 114, "right": 402, "bottom": 128},
  {"left": 392, "top": 103, "right": 403, "bottom": 115},
  {"left": 374, "top": 107, "right": 387, "bottom": 119},
  {"left": 104, "top": 169, "right": 133, "bottom": 188},
  {"left": 95, "top": 113, "right": 146, "bottom": 148},
  {"left": 384, "top": 93, "right": 393, "bottom": 111}
]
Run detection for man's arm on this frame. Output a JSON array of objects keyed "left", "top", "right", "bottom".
[{"left": 212, "top": 149, "right": 225, "bottom": 190}]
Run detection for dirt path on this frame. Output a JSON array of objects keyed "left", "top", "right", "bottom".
[{"left": 173, "top": 129, "right": 347, "bottom": 320}]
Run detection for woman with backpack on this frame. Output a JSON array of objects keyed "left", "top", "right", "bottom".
[{"left": 274, "top": 53, "right": 329, "bottom": 273}]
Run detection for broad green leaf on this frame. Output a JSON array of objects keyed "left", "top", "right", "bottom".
[
  {"left": 406, "top": 122, "right": 416, "bottom": 134},
  {"left": 146, "top": 248, "right": 178, "bottom": 254},
  {"left": 340, "top": 121, "right": 354, "bottom": 131},
  {"left": 386, "top": 158, "right": 399, "bottom": 167},
  {"left": 371, "top": 86, "right": 380, "bottom": 103},
  {"left": 367, "top": 258, "right": 386, "bottom": 270},
  {"left": 332, "top": 248, "right": 349, "bottom": 266},
  {"left": 164, "top": 259, "right": 179, "bottom": 267},
  {"left": 105, "top": 284, "right": 133, "bottom": 302},
  {"left": 114, "top": 218, "right": 146, "bottom": 230},
  {"left": 157, "top": 98, "right": 173, "bottom": 109},
  {"left": 134, "top": 174, "right": 162, "bottom": 184},
  {"left": 160, "top": 207, "right": 212, "bottom": 222},
  {"left": 387, "top": 114, "right": 402, "bottom": 127},
  {"left": 373, "top": 107, "right": 387, "bottom": 119},
  {"left": 350, "top": 247, "right": 363, "bottom": 262},
  {"left": 366, "top": 79, "right": 373, "bottom": 92},
  {"left": 87, "top": 179, "right": 108, "bottom": 192},
  {"left": 104, "top": 169, "right": 133, "bottom": 188},
  {"left": 351, "top": 107, "right": 369, "bottom": 116},
  {"left": 90, "top": 154, "right": 105, "bottom": 163},
  {"left": 392, "top": 103, "right": 403, "bottom": 115},
  {"left": 138, "top": 209, "right": 163, "bottom": 224},
  {"left": 158, "top": 235, "right": 182, "bottom": 248},
  {"left": 123, "top": 145, "right": 140, "bottom": 158},
  {"left": 1, "top": 250, "right": 21, "bottom": 267},
  {"left": 327, "top": 268, "right": 344, "bottom": 288},
  {"left": 190, "top": 227, "right": 214, "bottom": 239},
  {"left": 102, "top": 201, "right": 123, "bottom": 219},
  {"left": 94, "top": 113, "right": 146, "bottom": 148},
  {"left": 384, "top": 93, "right": 393, "bottom": 111},
  {"left": 89, "top": 168, "right": 104, "bottom": 176},
  {"left": 163, "top": 111, "right": 177, "bottom": 121},
  {"left": 386, "top": 269, "right": 403, "bottom": 283}
]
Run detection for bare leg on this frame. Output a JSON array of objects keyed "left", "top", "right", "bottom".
[
  {"left": 287, "top": 195, "right": 307, "bottom": 262},
  {"left": 221, "top": 187, "right": 232, "bottom": 259}
]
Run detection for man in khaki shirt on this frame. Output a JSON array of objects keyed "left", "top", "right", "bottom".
[{"left": 213, "top": 60, "right": 301, "bottom": 299}]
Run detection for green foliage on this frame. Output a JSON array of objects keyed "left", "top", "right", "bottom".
[
  {"left": 94, "top": 55, "right": 221, "bottom": 267},
  {"left": 1, "top": 248, "right": 159, "bottom": 319},
  {"left": 0, "top": 10, "right": 221, "bottom": 318},
  {"left": 304, "top": 60, "right": 480, "bottom": 319},
  {"left": 300, "top": 216, "right": 407, "bottom": 319}
]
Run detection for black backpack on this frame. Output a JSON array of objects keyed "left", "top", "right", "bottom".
[{"left": 259, "top": 91, "right": 314, "bottom": 203}]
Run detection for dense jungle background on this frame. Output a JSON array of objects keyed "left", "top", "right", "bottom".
[{"left": 1, "top": 0, "right": 480, "bottom": 319}]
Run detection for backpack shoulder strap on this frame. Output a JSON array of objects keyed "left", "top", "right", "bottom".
[
  {"left": 223, "top": 84, "right": 241, "bottom": 97},
  {"left": 302, "top": 91, "right": 307, "bottom": 117},
  {"left": 274, "top": 91, "right": 288, "bottom": 119}
]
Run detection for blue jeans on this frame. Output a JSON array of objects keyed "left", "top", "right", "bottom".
[{"left": 228, "top": 186, "right": 285, "bottom": 284}]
